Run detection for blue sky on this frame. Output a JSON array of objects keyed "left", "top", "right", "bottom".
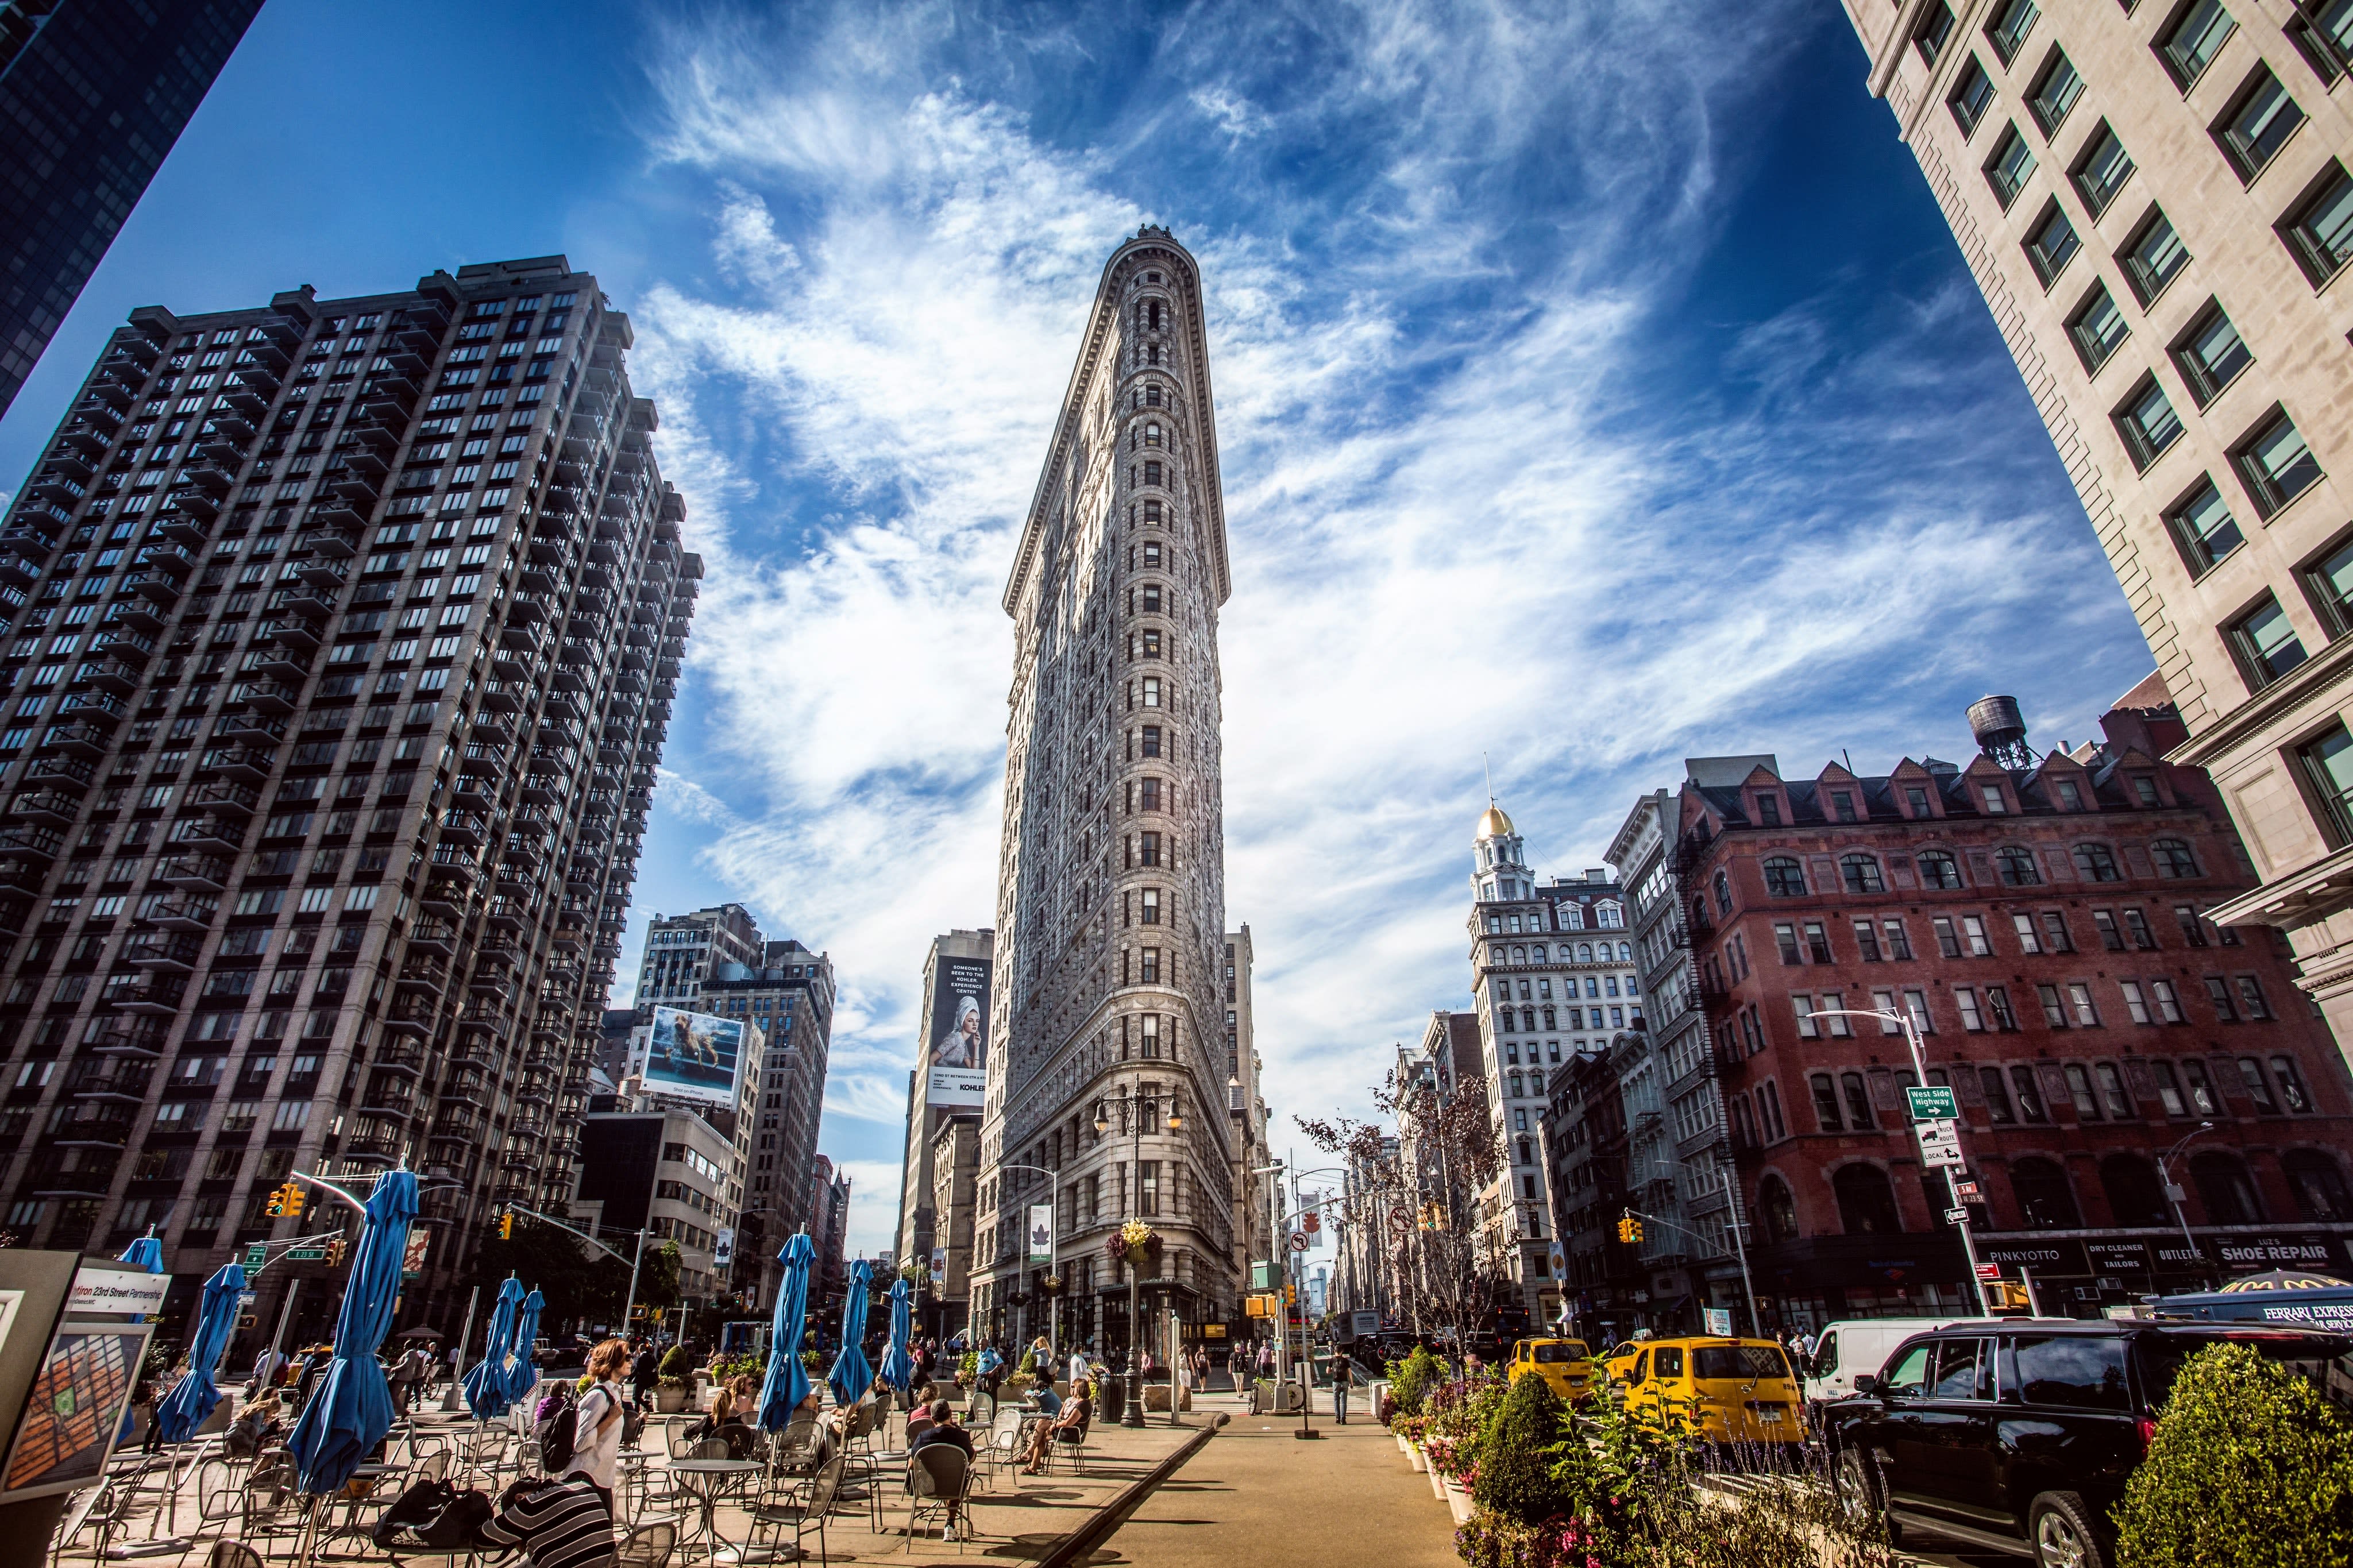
[{"left": 0, "top": 1, "right": 2157, "bottom": 1253}]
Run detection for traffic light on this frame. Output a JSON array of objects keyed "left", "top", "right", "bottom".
[
  {"left": 324, "top": 1237, "right": 346, "bottom": 1268},
  {"left": 265, "top": 1187, "right": 286, "bottom": 1217},
  {"left": 497, "top": 1211, "right": 514, "bottom": 1240},
  {"left": 1615, "top": 1215, "right": 1644, "bottom": 1244},
  {"left": 1284, "top": 1283, "right": 1296, "bottom": 1305},
  {"left": 281, "top": 1182, "right": 304, "bottom": 1218}
]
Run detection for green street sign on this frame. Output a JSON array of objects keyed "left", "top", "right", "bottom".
[
  {"left": 287, "top": 1247, "right": 326, "bottom": 1262},
  {"left": 1905, "top": 1086, "right": 1960, "bottom": 1122},
  {"left": 244, "top": 1243, "right": 268, "bottom": 1270}
]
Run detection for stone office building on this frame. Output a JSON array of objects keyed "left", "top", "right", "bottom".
[
  {"left": 971, "top": 227, "right": 1241, "bottom": 1356},
  {"left": 1679, "top": 685, "right": 2353, "bottom": 1328},
  {"left": 1842, "top": 0, "right": 2353, "bottom": 1068},
  {"left": 0, "top": 253, "right": 690, "bottom": 1339}
]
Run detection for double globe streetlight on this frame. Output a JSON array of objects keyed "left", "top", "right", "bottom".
[{"left": 1094, "top": 1075, "right": 1184, "bottom": 1427}]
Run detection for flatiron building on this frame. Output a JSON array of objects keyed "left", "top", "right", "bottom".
[
  {"left": 0, "top": 253, "right": 692, "bottom": 1341},
  {"left": 973, "top": 226, "right": 1240, "bottom": 1353}
]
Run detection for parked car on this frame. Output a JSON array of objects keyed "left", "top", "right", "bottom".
[
  {"left": 1506, "top": 1337, "right": 1595, "bottom": 1405},
  {"left": 1822, "top": 1318, "right": 2353, "bottom": 1567},
  {"left": 1613, "top": 1337, "right": 1802, "bottom": 1448},
  {"left": 1800, "top": 1316, "right": 1990, "bottom": 1408}
]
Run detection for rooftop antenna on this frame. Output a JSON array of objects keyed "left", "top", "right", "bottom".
[{"left": 1483, "top": 751, "right": 1495, "bottom": 804}]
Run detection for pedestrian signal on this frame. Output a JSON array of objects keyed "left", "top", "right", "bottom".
[
  {"left": 1985, "top": 1281, "right": 2032, "bottom": 1311},
  {"left": 497, "top": 1211, "right": 514, "bottom": 1239}
]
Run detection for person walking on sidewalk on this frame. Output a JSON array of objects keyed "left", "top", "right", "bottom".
[{"left": 1330, "top": 1351, "right": 1355, "bottom": 1424}]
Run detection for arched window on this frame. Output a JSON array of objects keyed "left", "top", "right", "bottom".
[
  {"left": 1759, "top": 1177, "right": 1799, "bottom": 1244},
  {"left": 1762, "top": 856, "right": 1807, "bottom": 897},
  {"left": 2152, "top": 837, "right": 2198, "bottom": 878},
  {"left": 1995, "top": 846, "right": 2042, "bottom": 886},
  {"left": 1833, "top": 1165, "right": 1903, "bottom": 1235},
  {"left": 1917, "top": 849, "right": 1963, "bottom": 889},
  {"left": 2010, "top": 1157, "right": 2081, "bottom": 1228},
  {"left": 2098, "top": 1154, "right": 2171, "bottom": 1228},
  {"left": 1144, "top": 422, "right": 1162, "bottom": 447},
  {"left": 1577, "top": 944, "right": 1593, "bottom": 963},
  {"left": 1618, "top": 943, "right": 1633, "bottom": 961},
  {"left": 1511, "top": 945, "right": 1526, "bottom": 964},
  {"left": 2285, "top": 1150, "right": 2353, "bottom": 1221},
  {"left": 1839, "top": 853, "right": 1884, "bottom": 894},
  {"left": 1713, "top": 869, "right": 1733, "bottom": 915},
  {"left": 2192, "top": 1152, "right": 2263, "bottom": 1224},
  {"left": 2072, "top": 843, "right": 2121, "bottom": 882},
  {"left": 1531, "top": 944, "right": 1546, "bottom": 961}
]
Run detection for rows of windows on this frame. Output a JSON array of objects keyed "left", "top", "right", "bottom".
[
  {"left": 1482, "top": 902, "right": 1622, "bottom": 934},
  {"left": 1752, "top": 836, "right": 2202, "bottom": 900},
  {"left": 1765, "top": 899, "right": 2237, "bottom": 973},
  {"left": 1933, "top": 3, "right": 2347, "bottom": 614},
  {"left": 1779, "top": 967, "right": 2271, "bottom": 1040}
]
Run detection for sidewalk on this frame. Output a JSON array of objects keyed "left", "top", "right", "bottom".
[
  {"left": 697, "top": 1411, "right": 1203, "bottom": 1566},
  {"left": 1104, "top": 1394, "right": 1458, "bottom": 1568}
]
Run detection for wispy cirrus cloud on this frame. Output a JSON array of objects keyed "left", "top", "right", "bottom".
[{"left": 610, "top": 0, "right": 2150, "bottom": 1250}]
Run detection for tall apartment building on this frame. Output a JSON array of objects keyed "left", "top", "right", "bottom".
[
  {"left": 1596, "top": 787, "right": 1746, "bottom": 1334},
  {"left": 631, "top": 902, "right": 762, "bottom": 1009},
  {"left": 1465, "top": 804, "right": 1641, "bottom": 1322},
  {"left": 1842, "top": 1, "right": 2353, "bottom": 1060},
  {"left": 973, "top": 227, "right": 1239, "bottom": 1358},
  {"left": 0, "top": 0, "right": 264, "bottom": 416},
  {"left": 0, "top": 253, "right": 691, "bottom": 1342},
  {"left": 893, "top": 928, "right": 992, "bottom": 1291},
  {"left": 1221, "top": 926, "right": 1271, "bottom": 1311},
  {"left": 1681, "top": 686, "right": 2353, "bottom": 1328},
  {"left": 622, "top": 911, "right": 835, "bottom": 1310}
]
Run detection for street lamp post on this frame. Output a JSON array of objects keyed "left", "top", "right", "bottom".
[
  {"left": 1095, "top": 1076, "right": 1183, "bottom": 1427},
  {"left": 996, "top": 1162, "right": 1063, "bottom": 1364},
  {"left": 2157, "top": 1122, "right": 2219, "bottom": 1287},
  {"left": 1803, "top": 1007, "right": 1995, "bottom": 1316}
]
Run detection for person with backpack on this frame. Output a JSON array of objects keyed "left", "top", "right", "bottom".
[
  {"left": 561, "top": 1339, "right": 630, "bottom": 1511},
  {"left": 476, "top": 1475, "right": 612, "bottom": 1568}
]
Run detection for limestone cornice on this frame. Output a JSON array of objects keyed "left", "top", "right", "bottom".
[
  {"left": 2169, "top": 633, "right": 2353, "bottom": 770},
  {"left": 1001, "top": 229, "right": 1230, "bottom": 620},
  {"left": 2205, "top": 840, "right": 2353, "bottom": 932}
]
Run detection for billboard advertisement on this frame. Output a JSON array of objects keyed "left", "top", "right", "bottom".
[
  {"left": 925, "top": 954, "right": 990, "bottom": 1107},
  {"left": 647, "top": 1006, "right": 747, "bottom": 1107}
]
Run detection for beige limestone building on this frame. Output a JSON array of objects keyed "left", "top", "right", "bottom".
[
  {"left": 971, "top": 227, "right": 1240, "bottom": 1359},
  {"left": 1843, "top": 1, "right": 2353, "bottom": 1049}
]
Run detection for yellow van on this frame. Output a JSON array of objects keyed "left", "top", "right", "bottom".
[
  {"left": 1507, "top": 1337, "right": 1594, "bottom": 1404},
  {"left": 1614, "top": 1337, "right": 1801, "bottom": 1446}
]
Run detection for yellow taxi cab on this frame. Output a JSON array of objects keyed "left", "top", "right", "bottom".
[
  {"left": 1506, "top": 1337, "right": 1594, "bottom": 1404},
  {"left": 1613, "top": 1337, "right": 1802, "bottom": 1445},
  {"left": 1599, "top": 1339, "right": 1646, "bottom": 1390}
]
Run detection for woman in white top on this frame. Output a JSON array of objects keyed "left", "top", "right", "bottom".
[{"left": 565, "top": 1339, "right": 631, "bottom": 1510}]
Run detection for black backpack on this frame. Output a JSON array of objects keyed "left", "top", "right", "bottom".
[{"left": 372, "top": 1480, "right": 495, "bottom": 1551}]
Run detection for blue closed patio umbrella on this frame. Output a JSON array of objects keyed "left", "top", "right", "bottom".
[
  {"left": 757, "top": 1235, "right": 814, "bottom": 1431},
  {"left": 115, "top": 1233, "right": 167, "bottom": 1444},
  {"left": 827, "top": 1259, "right": 873, "bottom": 1407},
  {"left": 287, "top": 1169, "right": 418, "bottom": 1494},
  {"left": 463, "top": 1277, "right": 525, "bottom": 1419},
  {"left": 155, "top": 1261, "right": 246, "bottom": 1443},
  {"left": 501, "top": 1288, "right": 545, "bottom": 1408},
  {"left": 880, "top": 1279, "right": 914, "bottom": 1393}
]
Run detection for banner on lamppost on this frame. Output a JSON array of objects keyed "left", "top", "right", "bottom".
[{"left": 1027, "top": 1204, "right": 1054, "bottom": 1265}]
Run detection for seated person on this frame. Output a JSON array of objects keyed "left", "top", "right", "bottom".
[
  {"left": 1031, "top": 1382, "right": 1062, "bottom": 1419},
  {"left": 477, "top": 1476, "right": 612, "bottom": 1568},
  {"left": 908, "top": 1400, "right": 971, "bottom": 1461},
  {"left": 1018, "top": 1382, "right": 1088, "bottom": 1474},
  {"left": 223, "top": 1400, "right": 281, "bottom": 1458}
]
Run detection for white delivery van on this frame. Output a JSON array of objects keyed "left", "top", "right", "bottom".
[{"left": 1800, "top": 1316, "right": 1994, "bottom": 1407}]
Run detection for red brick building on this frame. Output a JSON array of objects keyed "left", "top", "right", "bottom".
[{"left": 1679, "top": 681, "right": 2353, "bottom": 1330}]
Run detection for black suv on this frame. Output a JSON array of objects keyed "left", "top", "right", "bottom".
[{"left": 1821, "top": 1318, "right": 2352, "bottom": 1567}]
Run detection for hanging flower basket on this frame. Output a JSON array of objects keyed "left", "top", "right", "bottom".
[{"left": 1105, "top": 1219, "right": 1162, "bottom": 1270}]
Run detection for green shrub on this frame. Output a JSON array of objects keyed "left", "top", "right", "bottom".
[
  {"left": 658, "top": 1345, "right": 692, "bottom": 1378},
  {"left": 1390, "top": 1345, "right": 1443, "bottom": 1418},
  {"left": 2116, "top": 1341, "right": 2353, "bottom": 1568},
  {"left": 1473, "top": 1373, "right": 1572, "bottom": 1524}
]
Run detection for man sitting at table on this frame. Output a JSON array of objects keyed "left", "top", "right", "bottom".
[
  {"left": 1017, "top": 1381, "right": 1088, "bottom": 1474},
  {"left": 909, "top": 1400, "right": 972, "bottom": 1461},
  {"left": 1029, "top": 1381, "right": 1062, "bottom": 1419}
]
